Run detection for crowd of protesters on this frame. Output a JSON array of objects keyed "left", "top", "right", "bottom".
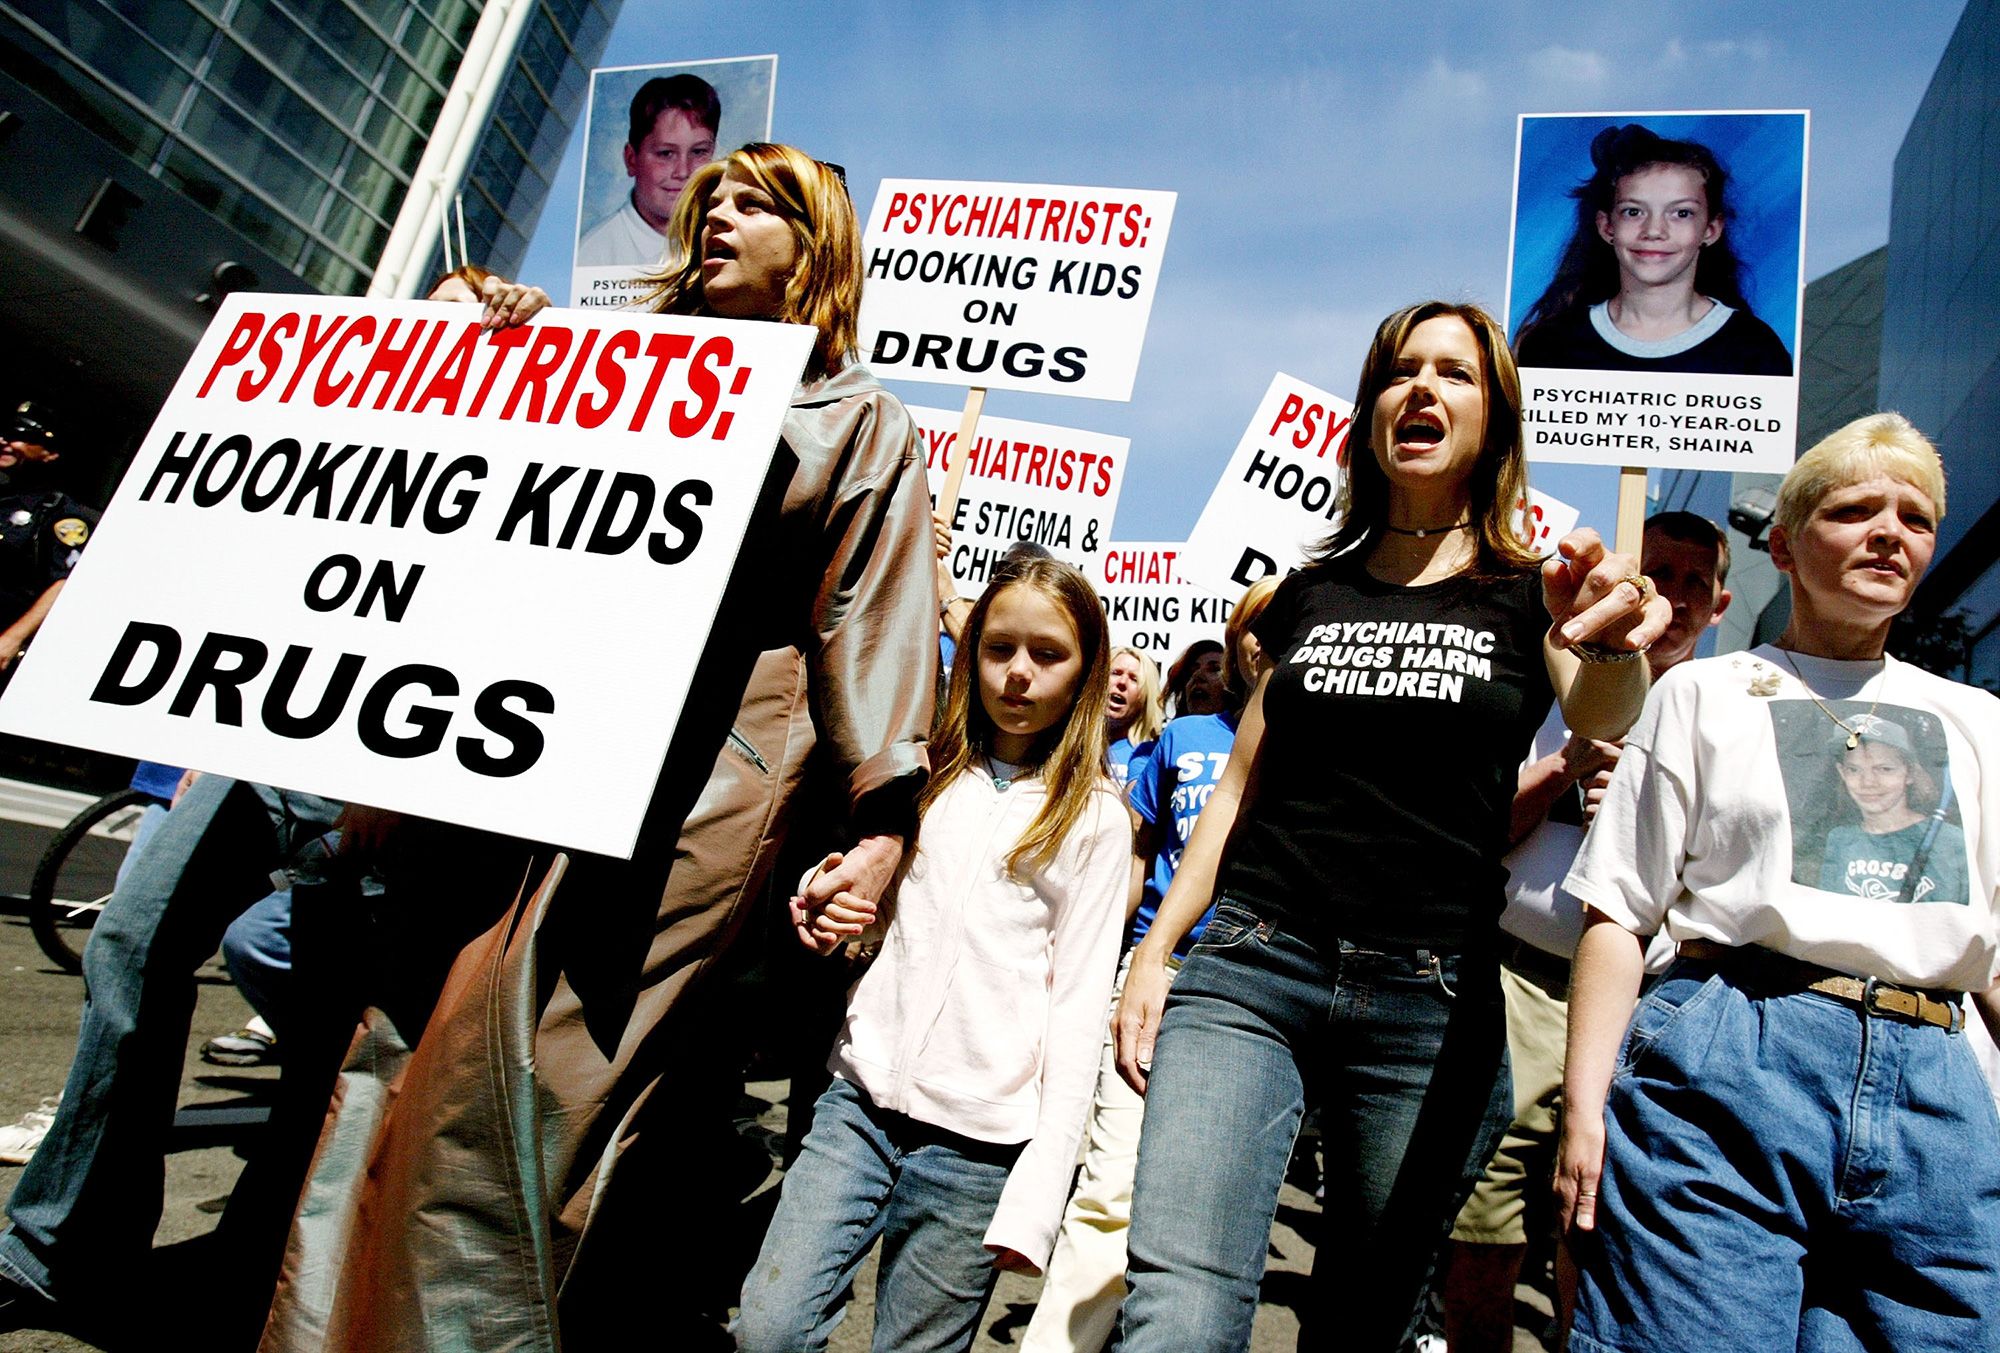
[{"left": 0, "top": 129, "right": 1993, "bottom": 1353}]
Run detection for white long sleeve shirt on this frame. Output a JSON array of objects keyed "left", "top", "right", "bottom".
[{"left": 831, "top": 762, "right": 1130, "bottom": 1268}]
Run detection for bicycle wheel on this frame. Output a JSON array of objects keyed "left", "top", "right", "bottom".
[{"left": 28, "top": 787, "right": 155, "bottom": 973}]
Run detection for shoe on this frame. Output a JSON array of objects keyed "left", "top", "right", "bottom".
[
  {"left": 201, "top": 1025, "right": 278, "bottom": 1067},
  {"left": 0, "top": 1265, "right": 59, "bottom": 1334},
  {"left": 0, "top": 1098, "right": 58, "bottom": 1165}
]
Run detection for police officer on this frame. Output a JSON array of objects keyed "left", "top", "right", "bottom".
[{"left": 0, "top": 402, "right": 97, "bottom": 673}]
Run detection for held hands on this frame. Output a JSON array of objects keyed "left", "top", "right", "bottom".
[
  {"left": 1542, "top": 529, "right": 1671, "bottom": 656},
  {"left": 788, "top": 834, "right": 905, "bottom": 955},
  {"left": 1113, "top": 950, "right": 1173, "bottom": 1093},
  {"left": 479, "top": 276, "right": 551, "bottom": 330}
]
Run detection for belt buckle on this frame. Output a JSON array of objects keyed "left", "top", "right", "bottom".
[{"left": 1861, "top": 977, "right": 1961, "bottom": 1031}]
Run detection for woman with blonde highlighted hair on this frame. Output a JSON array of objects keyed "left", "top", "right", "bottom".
[
  {"left": 1106, "top": 646, "right": 1164, "bottom": 786},
  {"left": 264, "top": 143, "right": 939, "bottom": 1351}
]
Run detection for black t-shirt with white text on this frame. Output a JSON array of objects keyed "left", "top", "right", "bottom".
[{"left": 1221, "top": 557, "right": 1556, "bottom": 951}]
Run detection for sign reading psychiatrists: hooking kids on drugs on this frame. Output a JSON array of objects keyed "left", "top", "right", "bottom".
[
  {"left": 860, "top": 179, "right": 1176, "bottom": 402},
  {"left": 0, "top": 295, "right": 814, "bottom": 858}
]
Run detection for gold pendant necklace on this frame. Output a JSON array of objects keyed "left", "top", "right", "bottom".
[{"left": 1777, "top": 649, "right": 1883, "bottom": 750}]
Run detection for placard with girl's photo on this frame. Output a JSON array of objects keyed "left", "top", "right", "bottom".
[
  {"left": 1772, "top": 699, "right": 1969, "bottom": 907},
  {"left": 1505, "top": 110, "right": 1808, "bottom": 474}
]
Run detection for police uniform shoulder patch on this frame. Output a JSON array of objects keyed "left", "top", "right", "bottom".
[{"left": 52, "top": 517, "right": 89, "bottom": 547}]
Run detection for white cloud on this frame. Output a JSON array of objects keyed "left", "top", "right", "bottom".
[{"left": 1527, "top": 45, "right": 1610, "bottom": 88}]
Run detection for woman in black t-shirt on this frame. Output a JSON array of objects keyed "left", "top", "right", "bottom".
[{"left": 1110, "top": 300, "right": 1669, "bottom": 1351}]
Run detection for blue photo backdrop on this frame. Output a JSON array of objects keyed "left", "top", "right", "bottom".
[{"left": 1507, "top": 111, "right": 1808, "bottom": 357}]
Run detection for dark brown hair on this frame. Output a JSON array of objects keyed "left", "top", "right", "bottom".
[{"left": 1314, "top": 301, "right": 1541, "bottom": 581}]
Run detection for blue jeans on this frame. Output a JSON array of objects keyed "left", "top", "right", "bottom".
[
  {"left": 1118, "top": 901, "right": 1510, "bottom": 1352},
  {"left": 736, "top": 1076, "right": 1021, "bottom": 1353},
  {"left": 1572, "top": 963, "right": 2000, "bottom": 1353},
  {"left": 220, "top": 888, "right": 293, "bottom": 1034},
  {"left": 0, "top": 777, "right": 341, "bottom": 1299}
]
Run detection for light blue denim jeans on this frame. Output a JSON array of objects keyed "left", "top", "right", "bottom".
[
  {"left": 0, "top": 777, "right": 340, "bottom": 1299},
  {"left": 1117, "top": 900, "right": 1510, "bottom": 1352},
  {"left": 735, "top": 1075, "right": 1021, "bottom": 1353},
  {"left": 1571, "top": 962, "right": 2000, "bottom": 1353}
]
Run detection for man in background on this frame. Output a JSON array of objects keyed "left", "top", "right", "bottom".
[
  {"left": 1440, "top": 510, "right": 1732, "bottom": 1353},
  {"left": 0, "top": 402, "right": 96, "bottom": 675}
]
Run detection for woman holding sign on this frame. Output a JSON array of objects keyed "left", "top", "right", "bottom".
[
  {"left": 264, "top": 144, "right": 938, "bottom": 1351},
  {"left": 1110, "top": 301, "right": 1668, "bottom": 1350}
]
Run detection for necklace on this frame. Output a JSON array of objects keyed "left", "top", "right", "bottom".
[
  {"left": 1777, "top": 648, "right": 1883, "bottom": 750},
  {"left": 985, "top": 753, "right": 1022, "bottom": 792},
  {"left": 1385, "top": 520, "right": 1473, "bottom": 539}
]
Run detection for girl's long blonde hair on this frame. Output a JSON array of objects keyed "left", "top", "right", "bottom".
[
  {"left": 645, "top": 143, "right": 860, "bottom": 381},
  {"left": 923, "top": 560, "right": 1112, "bottom": 876}
]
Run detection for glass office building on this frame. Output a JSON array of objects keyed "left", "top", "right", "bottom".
[
  {"left": 0, "top": 0, "right": 616, "bottom": 294},
  {"left": 1878, "top": 0, "right": 2000, "bottom": 686}
]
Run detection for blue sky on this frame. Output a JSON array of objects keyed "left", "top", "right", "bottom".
[{"left": 513, "top": 1, "right": 1967, "bottom": 546}]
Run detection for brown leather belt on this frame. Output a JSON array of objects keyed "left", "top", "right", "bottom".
[{"left": 1677, "top": 938, "right": 1963, "bottom": 1031}]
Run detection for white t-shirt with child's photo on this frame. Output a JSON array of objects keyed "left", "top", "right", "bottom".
[{"left": 1568, "top": 646, "right": 2000, "bottom": 993}]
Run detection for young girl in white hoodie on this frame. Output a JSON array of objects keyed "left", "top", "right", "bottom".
[{"left": 736, "top": 557, "right": 1132, "bottom": 1353}]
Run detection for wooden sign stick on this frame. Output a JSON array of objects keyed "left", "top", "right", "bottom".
[
  {"left": 1613, "top": 465, "right": 1646, "bottom": 557},
  {"left": 936, "top": 385, "right": 986, "bottom": 523}
]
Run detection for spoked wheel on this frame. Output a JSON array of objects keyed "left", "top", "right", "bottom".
[{"left": 28, "top": 788, "right": 154, "bottom": 973}]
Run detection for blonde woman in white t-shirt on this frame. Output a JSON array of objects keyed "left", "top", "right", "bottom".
[{"left": 1558, "top": 412, "right": 2000, "bottom": 1353}]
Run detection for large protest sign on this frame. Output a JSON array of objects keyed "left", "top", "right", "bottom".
[
  {"left": 915, "top": 405, "right": 1127, "bottom": 596},
  {"left": 1182, "top": 374, "right": 1590, "bottom": 593},
  {"left": 1505, "top": 110, "right": 1809, "bottom": 475},
  {"left": 0, "top": 296, "right": 814, "bottom": 858},
  {"left": 570, "top": 56, "right": 778, "bottom": 310},
  {"left": 1096, "top": 542, "right": 1234, "bottom": 672},
  {"left": 1181, "top": 373, "right": 1354, "bottom": 593},
  {"left": 859, "top": 179, "right": 1176, "bottom": 402}
]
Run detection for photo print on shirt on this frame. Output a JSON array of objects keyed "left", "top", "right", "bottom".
[{"left": 1770, "top": 699, "right": 1969, "bottom": 905}]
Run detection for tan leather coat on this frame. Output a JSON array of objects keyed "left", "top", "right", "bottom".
[{"left": 262, "top": 363, "right": 937, "bottom": 1352}]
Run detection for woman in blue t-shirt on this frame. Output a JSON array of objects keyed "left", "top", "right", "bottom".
[
  {"left": 1111, "top": 301, "right": 1669, "bottom": 1350},
  {"left": 1020, "top": 578, "right": 1278, "bottom": 1353}
]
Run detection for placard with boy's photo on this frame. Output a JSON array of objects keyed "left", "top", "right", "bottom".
[{"left": 570, "top": 56, "right": 777, "bottom": 309}]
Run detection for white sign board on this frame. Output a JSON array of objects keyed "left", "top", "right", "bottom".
[
  {"left": 1515, "top": 486, "right": 1580, "bottom": 554},
  {"left": 1504, "top": 110, "right": 1810, "bottom": 473},
  {"left": 1181, "top": 373, "right": 1354, "bottom": 593},
  {"left": 0, "top": 295, "right": 814, "bottom": 858},
  {"left": 569, "top": 56, "right": 778, "bottom": 310},
  {"left": 1181, "top": 374, "right": 1590, "bottom": 591},
  {"left": 1096, "top": 541, "right": 1234, "bottom": 673},
  {"left": 915, "top": 405, "right": 1126, "bottom": 594},
  {"left": 859, "top": 179, "right": 1176, "bottom": 401}
]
